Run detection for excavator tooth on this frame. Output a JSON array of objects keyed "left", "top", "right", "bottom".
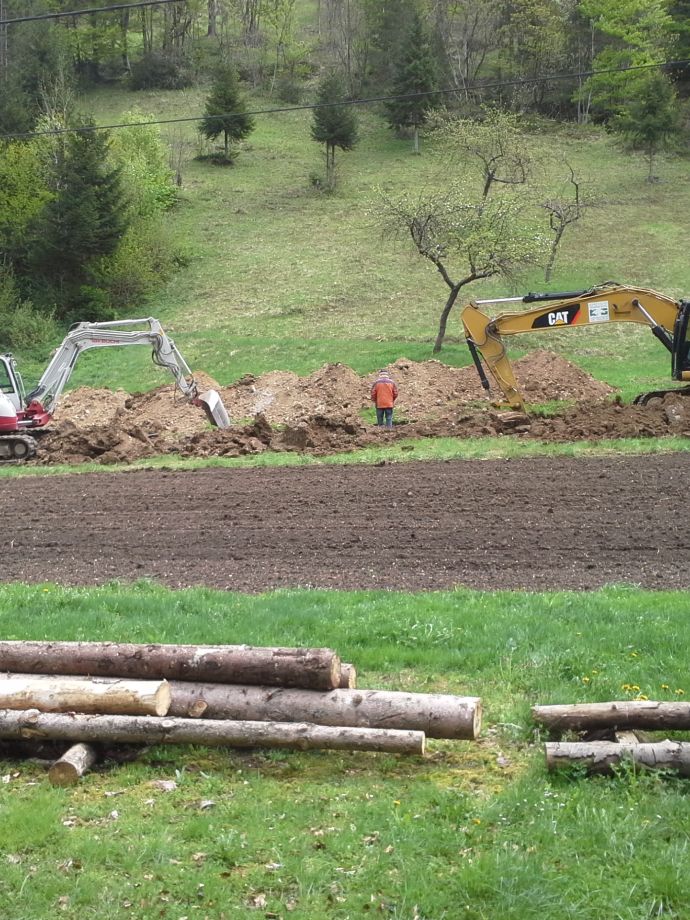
[{"left": 196, "top": 389, "right": 230, "bottom": 428}]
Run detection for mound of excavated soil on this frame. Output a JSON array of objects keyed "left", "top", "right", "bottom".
[{"left": 33, "top": 352, "right": 686, "bottom": 466}]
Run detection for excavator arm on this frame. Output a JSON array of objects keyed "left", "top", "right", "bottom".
[
  {"left": 23, "top": 317, "right": 230, "bottom": 429},
  {"left": 461, "top": 283, "right": 690, "bottom": 409}
]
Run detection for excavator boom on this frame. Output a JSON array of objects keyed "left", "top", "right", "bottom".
[{"left": 461, "top": 282, "right": 690, "bottom": 409}]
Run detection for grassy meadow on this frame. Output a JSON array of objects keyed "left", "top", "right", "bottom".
[
  {"left": 16, "top": 82, "right": 690, "bottom": 404},
  {"left": 2, "top": 583, "right": 690, "bottom": 919},
  {"left": 4, "top": 86, "right": 690, "bottom": 919}
]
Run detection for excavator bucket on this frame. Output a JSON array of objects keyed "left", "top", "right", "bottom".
[{"left": 197, "top": 389, "right": 230, "bottom": 428}]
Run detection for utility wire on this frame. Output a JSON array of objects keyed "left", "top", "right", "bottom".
[
  {"left": 2, "top": 58, "right": 688, "bottom": 142},
  {"left": 0, "top": 0, "right": 181, "bottom": 26}
]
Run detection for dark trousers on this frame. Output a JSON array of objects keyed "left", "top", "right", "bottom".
[{"left": 376, "top": 407, "right": 393, "bottom": 428}]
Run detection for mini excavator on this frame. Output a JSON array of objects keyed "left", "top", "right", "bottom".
[
  {"left": 0, "top": 317, "right": 230, "bottom": 462},
  {"left": 461, "top": 282, "right": 690, "bottom": 409}
]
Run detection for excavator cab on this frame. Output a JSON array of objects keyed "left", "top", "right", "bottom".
[
  {"left": 0, "top": 355, "right": 25, "bottom": 411},
  {"left": 672, "top": 301, "right": 690, "bottom": 381}
]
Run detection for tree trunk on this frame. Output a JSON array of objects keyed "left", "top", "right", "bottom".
[
  {"left": 544, "top": 226, "right": 564, "bottom": 282},
  {"left": 545, "top": 740, "right": 690, "bottom": 776},
  {"left": 533, "top": 701, "right": 690, "bottom": 735},
  {"left": 339, "top": 663, "right": 356, "bottom": 689},
  {"left": 0, "top": 641, "right": 341, "bottom": 690},
  {"left": 168, "top": 684, "right": 481, "bottom": 739},
  {"left": 433, "top": 284, "right": 462, "bottom": 353},
  {"left": 0, "top": 675, "right": 171, "bottom": 716},
  {"left": 0, "top": 709, "right": 425, "bottom": 755},
  {"left": 49, "top": 743, "right": 98, "bottom": 786}
]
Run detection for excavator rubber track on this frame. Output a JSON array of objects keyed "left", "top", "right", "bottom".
[
  {"left": 0, "top": 434, "right": 38, "bottom": 462},
  {"left": 633, "top": 385, "right": 690, "bottom": 406}
]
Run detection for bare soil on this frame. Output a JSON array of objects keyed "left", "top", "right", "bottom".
[
  {"left": 32, "top": 351, "right": 690, "bottom": 466},
  {"left": 4, "top": 351, "right": 687, "bottom": 593},
  {"left": 2, "top": 454, "right": 688, "bottom": 591}
]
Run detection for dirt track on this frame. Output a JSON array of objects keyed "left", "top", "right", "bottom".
[{"left": 2, "top": 454, "right": 688, "bottom": 591}]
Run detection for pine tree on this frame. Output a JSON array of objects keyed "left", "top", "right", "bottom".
[
  {"left": 614, "top": 72, "right": 682, "bottom": 181},
  {"left": 199, "top": 65, "right": 255, "bottom": 163},
  {"left": 384, "top": 12, "right": 438, "bottom": 154},
  {"left": 32, "top": 121, "right": 127, "bottom": 315},
  {"left": 310, "top": 71, "right": 359, "bottom": 190}
]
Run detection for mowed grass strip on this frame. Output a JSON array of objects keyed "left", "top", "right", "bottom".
[{"left": 1, "top": 583, "right": 689, "bottom": 919}]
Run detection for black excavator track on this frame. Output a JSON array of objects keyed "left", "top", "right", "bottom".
[
  {"left": 633, "top": 385, "right": 690, "bottom": 406},
  {"left": 0, "top": 434, "right": 38, "bottom": 462}
]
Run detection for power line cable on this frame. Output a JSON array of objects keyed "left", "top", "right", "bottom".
[
  {"left": 1, "top": 58, "right": 688, "bottom": 142},
  {"left": 0, "top": 0, "right": 182, "bottom": 26}
]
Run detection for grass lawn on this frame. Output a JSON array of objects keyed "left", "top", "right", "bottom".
[{"left": 1, "top": 583, "right": 690, "bottom": 919}]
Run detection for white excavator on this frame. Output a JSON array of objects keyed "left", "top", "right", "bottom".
[{"left": 0, "top": 317, "right": 230, "bottom": 462}]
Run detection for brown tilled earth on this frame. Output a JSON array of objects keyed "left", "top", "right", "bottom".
[
  {"left": 1, "top": 350, "right": 688, "bottom": 592},
  {"left": 2, "top": 455, "right": 689, "bottom": 591}
]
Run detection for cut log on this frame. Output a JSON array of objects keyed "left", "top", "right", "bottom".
[
  {"left": 0, "top": 675, "right": 171, "bottom": 716},
  {"left": 533, "top": 701, "right": 690, "bottom": 734},
  {"left": 545, "top": 740, "right": 690, "bottom": 775},
  {"left": 0, "top": 709, "right": 425, "bottom": 755},
  {"left": 339, "top": 663, "right": 357, "bottom": 689},
  {"left": 0, "top": 642, "right": 341, "bottom": 690},
  {"left": 48, "top": 743, "right": 98, "bottom": 786},
  {"left": 168, "top": 683, "right": 481, "bottom": 740}
]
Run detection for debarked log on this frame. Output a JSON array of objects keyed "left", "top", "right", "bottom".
[
  {"left": 545, "top": 740, "right": 690, "bottom": 776},
  {"left": 0, "top": 641, "right": 341, "bottom": 690},
  {"left": 0, "top": 675, "right": 171, "bottom": 716},
  {"left": 533, "top": 701, "right": 690, "bottom": 734},
  {"left": 168, "top": 683, "right": 481, "bottom": 740},
  {"left": 0, "top": 710, "right": 425, "bottom": 755},
  {"left": 48, "top": 743, "right": 98, "bottom": 786}
]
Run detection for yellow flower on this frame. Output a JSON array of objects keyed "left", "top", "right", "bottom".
[
  {"left": 661, "top": 684, "right": 670, "bottom": 690},
  {"left": 630, "top": 652, "right": 638, "bottom": 658},
  {"left": 472, "top": 818, "right": 481, "bottom": 825},
  {"left": 675, "top": 689, "right": 685, "bottom": 696},
  {"left": 635, "top": 695, "right": 648, "bottom": 701},
  {"left": 582, "top": 676, "right": 591, "bottom": 684},
  {"left": 631, "top": 685, "right": 640, "bottom": 692},
  {"left": 621, "top": 683, "right": 632, "bottom": 691}
]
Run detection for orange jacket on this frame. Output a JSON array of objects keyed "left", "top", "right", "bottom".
[{"left": 370, "top": 376, "right": 398, "bottom": 409}]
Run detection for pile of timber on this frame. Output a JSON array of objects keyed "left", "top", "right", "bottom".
[
  {"left": 533, "top": 701, "right": 690, "bottom": 777},
  {"left": 0, "top": 640, "right": 482, "bottom": 785}
]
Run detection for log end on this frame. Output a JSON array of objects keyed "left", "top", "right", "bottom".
[
  {"left": 48, "top": 762, "right": 80, "bottom": 787},
  {"left": 339, "top": 663, "right": 357, "bottom": 690},
  {"left": 155, "top": 681, "right": 172, "bottom": 717}
]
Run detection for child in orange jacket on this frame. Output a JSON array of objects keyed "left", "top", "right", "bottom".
[{"left": 370, "top": 370, "right": 398, "bottom": 428}]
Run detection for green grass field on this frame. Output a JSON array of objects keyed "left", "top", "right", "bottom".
[
  {"left": 4, "top": 88, "right": 690, "bottom": 919},
  {"left": 2, "top": 583, "right": 690, "bottom": 920}
]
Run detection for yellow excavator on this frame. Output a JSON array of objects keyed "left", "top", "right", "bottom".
[{"left": 460, "top": 282, "right": 690, "bottom": 409}]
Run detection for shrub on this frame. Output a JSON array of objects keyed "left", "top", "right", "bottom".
[{"left": 129, "top": 52, "right": 194, "bottom": 90}]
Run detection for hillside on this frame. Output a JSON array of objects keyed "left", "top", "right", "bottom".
[{"left": 40, "top": 83, "right": 690, "bottom": 406}]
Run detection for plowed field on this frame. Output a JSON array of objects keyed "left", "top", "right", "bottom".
[{"left": 2, "top": 454, "right": 688, "bottom": 591}]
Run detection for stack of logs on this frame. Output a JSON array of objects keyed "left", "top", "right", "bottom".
[
  {"left": 535, "top": 701, "right": 690, "bottom": 776},
  {"left": 0, "top": 641, "right": 482, "bottom": 786}
]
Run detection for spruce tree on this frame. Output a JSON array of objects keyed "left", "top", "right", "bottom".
[
  {"left": 310, "top": 71, "right": 359, "bottom": 190},
  {"left": 32, "top": 121, "right": 127, "bottom": 316},
  {"left": 614, "top": 72, "right": 682, "bottom": 181},
  {"left": 199, "top": 65, "right": 255, "bottom": 163},
  {"left": 384, "top": 12, "right": 438, "bottom": 154}
]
